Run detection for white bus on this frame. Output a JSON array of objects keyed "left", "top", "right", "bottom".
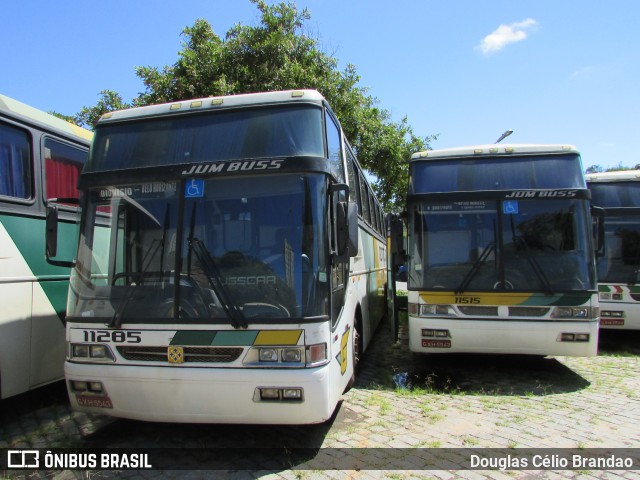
[
  {"left": 0, "top": 94, "right": 91, "bottom": 399},
  {"left": 48, "top": 89, "right": 387, "bottom": 424},
  {"left": 403, "top": 144, "right": 600, "bottom": 356},
  {"left": 587, "top": 170, "right": 640, "bottom": 330}
]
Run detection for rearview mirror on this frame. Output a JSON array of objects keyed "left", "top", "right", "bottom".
[{"left": 45, "top": 198, "right": 80, "bottom": 268}]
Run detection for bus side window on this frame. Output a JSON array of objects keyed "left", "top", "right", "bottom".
[
  {"left": 325, "top": 112, "right": 345, "bottom": 183},
  {"left": 44, "top": 138, "right": 86, "bottom": 202},
  {"left": 0, "top": 122, "right": 32, "bottom": 199},
  {"left": 359, "top": 171, "right": 370, "bottom": 224},
  {"left": 346, "top": 151, "right": 361, "bottom": 215}
]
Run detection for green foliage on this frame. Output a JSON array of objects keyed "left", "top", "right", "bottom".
[
  {"left": 75, "top": 90, "right": 129, "bottom": 130},
  {"left": 585, "top": 163, "right": 640, "bottom": 174},
  {"left": 48, "top": 111, "right": 76, "bottom": 123},
  {"left": 74, "top": 0, "right": 433, "bottom": 210}
]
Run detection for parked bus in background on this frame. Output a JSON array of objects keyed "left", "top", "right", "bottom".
[
  {"left": 0, "top": 94, "right": 91, "bottom": 399},
  {"left": 587, "top": 170, "right": 640, "bottom": 330},
  {"left": 49, "top": 89, "right": 387, "bottom": 424},
  {"left": 403, "top": 144, "right": 600, "bottom": 356}
]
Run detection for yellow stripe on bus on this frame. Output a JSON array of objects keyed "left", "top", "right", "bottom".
[
  {"left": 253, "top": 330, "right": 303, "bottom": 346},
  {"left": 420, "top": 292, "right": 534, "bottom": 306}
]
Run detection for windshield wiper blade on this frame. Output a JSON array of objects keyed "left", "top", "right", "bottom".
[
  {"left": 190, "top": 238, "right": 247, "bottom": 329},
  {"left": 455, "top": 242, "right": 496, "bottom": 295},
  {"left": 110, "top": 202, "right": 170, "bottom": 328},
  {"left": 109, "top": 238, "right": 164, "bottom": 328},
  {"left": 514, "top": 236, "right": 554, "bottom": 295}
]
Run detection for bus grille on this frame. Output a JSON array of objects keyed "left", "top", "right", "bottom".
[
  {"left": 117, "top": 346, "right": 244, "bottom": 363},
  {"left": 508, "top": 307, "right": 550, "bottom": 317},
  {"left": 458, "top": 306, "right": 499, "bottom": 316}
]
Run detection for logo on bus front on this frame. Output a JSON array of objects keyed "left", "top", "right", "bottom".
[{"left": 168, "top": 346, "right": 184, "bottom": 364}]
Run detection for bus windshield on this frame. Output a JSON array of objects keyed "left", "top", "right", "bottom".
[
  {"left": 69, "top": 173, "right": 329, "bottom": 324},
  {"left": 588, "top": 179, "right": 640, "bottom": 284},
  {"left": 589, "top": 181, "right": 640, "bottom": 208},
  {"left": 596, "top": 212, "right": 640, "bottom": 284},
  {"left": 410, "top": 154, "right": 585, "bottom": 193},
  {"left": 408, "top": 198, "right": 595, "bottom": 292},
  {"left": 88, "top": 105, "right": 324, "bottom": 172}
]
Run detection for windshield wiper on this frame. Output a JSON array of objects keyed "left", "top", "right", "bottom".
[
  {"left": 513, "top": 236, "right": 553, "bottom": 294},
  {"left": 109, "top": 237, "right": 164, "bottom": 328},
  {"left": 190, "top": 238, "right": 247, "bottom": 329},
  {"left": 110, "top": 203, "right": 170, "bottom": 328},
  {"left": 455, "top": 241, "right": 496, "bottom": 294},
  {"left": 510, "top": 213, "right": 553, "bottom": 295}
]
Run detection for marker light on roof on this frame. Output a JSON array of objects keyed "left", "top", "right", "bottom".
[
  {"left": 190, "top": 101, "right": 202, "bottom": 108},
  {"left": 291, "top": 91, "right": 305, "bottom": 97},
  {"left": 211, "top": 98, "right": 223, "bottom": 106},
  {"left": 169, "top": 103, "right": 181, "bottom": 110}
]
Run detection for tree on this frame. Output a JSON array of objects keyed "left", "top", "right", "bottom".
[
  {"left": 585, "top": 163, "right": 639, "bottom": 174},
  {"left": 75, "top": 90, "right": 129, "bottom": 129},
  {"left": 75, "top": 0, "right": 433, "bottom": 210}
]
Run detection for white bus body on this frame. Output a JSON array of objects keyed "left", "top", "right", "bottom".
[
  {"left": 60, "top": 90, "right": 387, "bottom": 423},
  {"left": 587, "top": 170, "right": 640, "bottom": 330},
  {"left": 0, "top": 94, "right": 91, "bottom": 398},
  {"left": 406, "top": 144, "right": 599, "bottom": 356}
]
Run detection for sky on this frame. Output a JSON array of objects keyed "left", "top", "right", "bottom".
[{"left": 1, "top": 0, "right": 638, "bottom": 172}]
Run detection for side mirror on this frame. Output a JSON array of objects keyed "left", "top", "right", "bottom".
[
  {"left": 46, "top": 204, "right": 60, "bottom": 258},
  {"left": 591, "top": 206, "right": 605, "bottom": 258},
  {"left": 387, "top": 213, "right": 405, "bottom": 257},
  {"left": 330, "top": 183, "right": 358, "bottom": 263},
  {"left": 45, "top": 198, "right": 80, "bottom": 268}
]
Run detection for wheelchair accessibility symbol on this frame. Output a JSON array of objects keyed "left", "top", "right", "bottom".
[
  {"left": 185, "top": 179, "right": 204, "bottom": 198},
  {"left": 503, "top": 200, "right": 518, "bottom": 214}
]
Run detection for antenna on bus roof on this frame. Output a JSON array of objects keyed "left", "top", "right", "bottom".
[{"left": 495, "top": 129, "right": 513, "bottom": 144}]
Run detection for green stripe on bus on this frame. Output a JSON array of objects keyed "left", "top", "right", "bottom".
[{"left": 1, "top": 214, "right": 75, "bottom": 321}]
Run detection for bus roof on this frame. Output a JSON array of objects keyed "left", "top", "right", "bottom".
[
  {"left": 97, "top": 89, "right": 327, "bottom": 124},
  {"left": 411, "top": 144, "right": 579, "bottom": 161},
  {"left": 0, "top": 94, "right": 93, "bottom": 143},
  {"left": 585, "top": 170, "right": 640, "bottom": 183}
]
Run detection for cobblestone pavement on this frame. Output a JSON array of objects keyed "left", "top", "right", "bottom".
[{"left": 1, "top": 315, "right": 639, "bottom": 480}]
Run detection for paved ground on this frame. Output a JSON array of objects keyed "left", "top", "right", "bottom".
[{"left": 1, "top": 312, "right": 640, "bottom": 479}]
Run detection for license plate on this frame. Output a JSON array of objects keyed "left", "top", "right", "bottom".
[
  {"left": 422, "top": 339, "right": 452, "bottom": 348},
  {"left": 600, "top": 318, "right": 624, "bottom": 326},
  {"left": 76, "top": 394, "right": 113, "bottom": 409}
]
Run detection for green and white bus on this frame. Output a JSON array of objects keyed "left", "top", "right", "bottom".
[
  {"left": 51, "top": 89, "right": 387, "bottom": 424},
  {"left": 587, "top": 170, "right": 640, "bottom": 330},
  {"left": 0, "top": 94, "right": 91, "bottom": 399},
  {"left": 404, "top": 144, "right": 600, "bottom": 356}
]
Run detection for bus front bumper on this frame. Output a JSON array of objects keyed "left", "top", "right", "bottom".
[
  {"left": 65, "top": 361, "right": 335, "bottom": 424},
  {"left": 408, "top": 316, "right": 599, "bottom": 356}
]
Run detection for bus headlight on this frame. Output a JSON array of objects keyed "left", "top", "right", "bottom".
[
  {"left": 281, "top": 348, "right": 302, "bottom": 363},
  {"left": 70, "top": 344, "right": 115, "bottom": 362},
  {"left": 247, "top": 344, "right": 325, "bottom": 367},
  {"left": 551, "top": 307, "right": 598, "bottom": 320},
  {"left": 71, "top": 344, "right": 89, "bottom": 358},
  {"left": 409, "top": 303, "right": 455, "bottom": 317},
  {"left": 258, "top": 348, "right": 279, "bottom": 362}
]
